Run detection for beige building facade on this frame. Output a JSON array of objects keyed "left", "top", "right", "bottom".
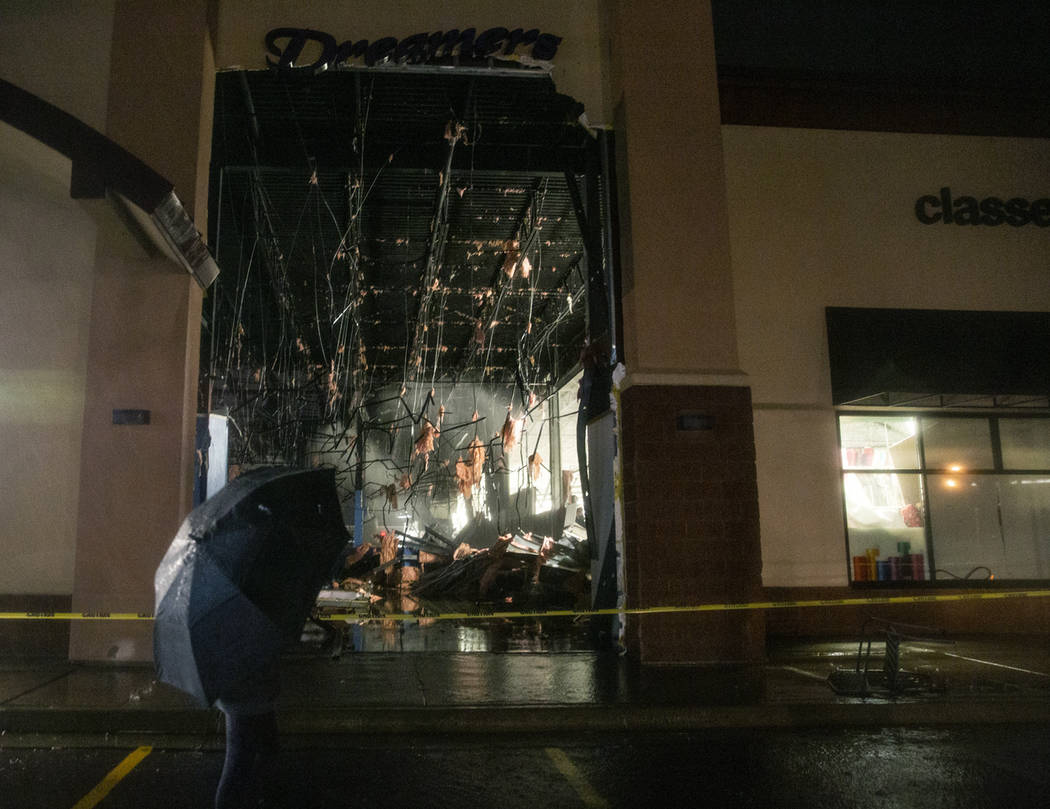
[{"left": 1, "top": 1, "right": 1047, "bottom": 664}]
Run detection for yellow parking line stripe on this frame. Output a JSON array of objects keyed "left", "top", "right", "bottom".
[
  {"left": 71, "top": 746, "right": 152, "bottom": 809},
  {"left": 941, "top": 652, "right": 1050, "bottom": 678},
  {"left": 546, "top": 746, "right": 609, "bottom": 808}
]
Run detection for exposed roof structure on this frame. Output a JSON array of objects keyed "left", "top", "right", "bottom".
[
  {"left": 205, "top": 67, "right": 606, "bottom": 461},
  {"left": 206, "top": 67, "right": 600, "bottom": 395}
]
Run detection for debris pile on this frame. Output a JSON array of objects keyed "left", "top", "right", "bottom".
[{"left": 329, "top": 518, "right": 589, "bottom": 609}]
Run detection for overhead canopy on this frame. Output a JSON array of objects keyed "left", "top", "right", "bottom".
[{"left": 826, "top": 307, "right": 1050, "bottom": 408}]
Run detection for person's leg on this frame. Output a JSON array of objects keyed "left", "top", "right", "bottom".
[{"left": 215, "top": 709, "right": 279, "bottom": 809}]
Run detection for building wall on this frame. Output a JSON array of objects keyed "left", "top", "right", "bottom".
[
  {"left": 0, "top": 0, "right": 115, "bottom": 594},
  {"left": 68, "top": 0, "right": 212, "bottom": 662},
  {"left": 0, "top": 1, "right": 212, "bottom": 661},
  {"left": 722, "top": 125, "right": 1050, "bottom": 588},
  {"left": 0, "top": 0, "right": 115, "bottom": 132},
  {"left": 610, "top": 2, "right": 739, "bottom": 379},
  {"left": 11, "top": 1, "right": 1043, "bottom": 658},
  {"left": 0, "top": 127, "right": 95, "bottom": 594}
]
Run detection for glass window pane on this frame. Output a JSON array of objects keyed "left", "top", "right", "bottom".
[
  {"left": 844, "top": 471, "right": 928, "bottom": 581},
  {"left": 999, "top": 419, "right": 1050, "bottom": 470},
  {"left": 839, "top": 415, "right": 919, "bottom": 470},
  {"left": 921, "top": 417, "right": 994, "bottom": 471},
  {"left": 926, "top": 474, "right": 1001, "bottom": 581},
  {"left": 996, "top": 476, "right": 1050, "bottom": 578},
  {"left": 929, "top": 474, "right": 1050, "bottom": 580}
]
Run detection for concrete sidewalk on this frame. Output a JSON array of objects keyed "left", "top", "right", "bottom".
[{"left": 2, "top": 625, "right": 1049, "bottom": 747}]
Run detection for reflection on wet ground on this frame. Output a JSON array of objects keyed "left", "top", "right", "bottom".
[
  {"left": 2, "top": 629, "right": 1048, "bottom": 726},
  {"left": 300, "top": 612, "right": 612, "bottom": 654},
  {"left": 292, "top": 614, "right": 1050, "bottom": 708},
  {"left": 767, "top": 636, "right": 1050, "bottom": 704}
]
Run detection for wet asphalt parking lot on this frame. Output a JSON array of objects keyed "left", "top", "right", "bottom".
[{"left": 4, "top": 725, "right": 1049, "bottom": 809}]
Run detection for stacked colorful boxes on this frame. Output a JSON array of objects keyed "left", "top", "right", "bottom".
[{"left": 851, "top": 543, "right": 926, "bottom": 582}]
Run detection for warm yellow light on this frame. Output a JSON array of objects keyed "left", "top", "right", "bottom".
[
  {"left": 945, "top": 479, "right": 959, "bottom": 488},
  {"left": 948, "top": 464, "right": 964, "bottom": 472}
]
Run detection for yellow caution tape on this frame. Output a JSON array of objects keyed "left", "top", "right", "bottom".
[
  {"left": 2, "top": 589, "right": 1049, "bottom": 621},
  {"left": 321, "top": 588, "right": 1050, "bottom": 622},
  {"left": 0, "top": 612, "right": 155, "bottom": 621}
]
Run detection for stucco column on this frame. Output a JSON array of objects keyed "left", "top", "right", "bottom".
[
  {"left": 69, "top": 0, "right": 214, "bottom": 661},
  {"left": 607, "top": 0, "right": 764, "bottom": 662}
]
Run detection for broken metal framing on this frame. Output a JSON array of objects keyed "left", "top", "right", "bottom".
[
  {"left": 204, "top": 70, "right": 620, "bottom": 611},
  {"left": 564, "top": 133, "right": 619, "bottom": 611}
]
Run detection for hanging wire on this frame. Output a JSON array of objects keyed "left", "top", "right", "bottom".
[{"left": 208, "top": 74, "right": 593, "bottom": 547}]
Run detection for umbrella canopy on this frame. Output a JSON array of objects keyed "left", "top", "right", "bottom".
[{"left": 154, "top": 466, "right": 348, "bottom": 706}]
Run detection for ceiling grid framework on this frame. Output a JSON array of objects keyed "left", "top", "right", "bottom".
[{"left": 205, "top": 67, "right": 603, "bottom": 468}]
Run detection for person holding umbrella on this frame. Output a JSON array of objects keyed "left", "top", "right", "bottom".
[{"left": 153, "top": 466, "right": 349, "bottom": 808}]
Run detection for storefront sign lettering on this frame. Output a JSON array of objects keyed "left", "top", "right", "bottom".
[
  {"left": 265, "top": 27, "right": 562, "bottom": 71},
  {"left": 915, "top": 187, "right": 1050, "bottom": 227}
]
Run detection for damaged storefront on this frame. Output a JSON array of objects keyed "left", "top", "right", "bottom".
[
  {"left": 13, "top": 2, "right": 1046, "bottom": 670},
  {"left": 198, "top": 66, "right": 621, "bottom": 628}
]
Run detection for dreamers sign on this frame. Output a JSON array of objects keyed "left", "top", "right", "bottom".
[{"left": 265, "top": 27, "right": 563, "bottom": 71}]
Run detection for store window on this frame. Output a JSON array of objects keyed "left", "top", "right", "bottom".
[{"left": 839, "top": 414, "right": 1050, "bottom": 584}]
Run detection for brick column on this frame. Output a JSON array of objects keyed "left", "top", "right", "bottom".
[{"left": 620, "top": 385, "right": 763, "bottom": 662}]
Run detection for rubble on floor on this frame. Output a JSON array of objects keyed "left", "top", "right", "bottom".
[{"left": 322, "top": 516, "right": 590, "bottom": 612}]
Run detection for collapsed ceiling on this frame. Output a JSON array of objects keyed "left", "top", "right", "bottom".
[{"left": 204, "top": 67, "right": 606, "bottom": 467}]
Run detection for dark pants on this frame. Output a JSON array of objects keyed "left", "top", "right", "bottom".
[{"left": 215, "top": 709, "right": 280, "bottom": 809}]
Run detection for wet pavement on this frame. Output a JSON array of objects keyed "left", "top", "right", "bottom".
[
  {"left": 8, "top": 726, "right": 1050, "bottom": 809},
  {"left": 1, "top": 619, "right": 1049, "bottom": 747}
]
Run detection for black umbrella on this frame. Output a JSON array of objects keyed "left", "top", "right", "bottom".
[{"left": 153, "top": 466, "right": 348, "bottom": 706}]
